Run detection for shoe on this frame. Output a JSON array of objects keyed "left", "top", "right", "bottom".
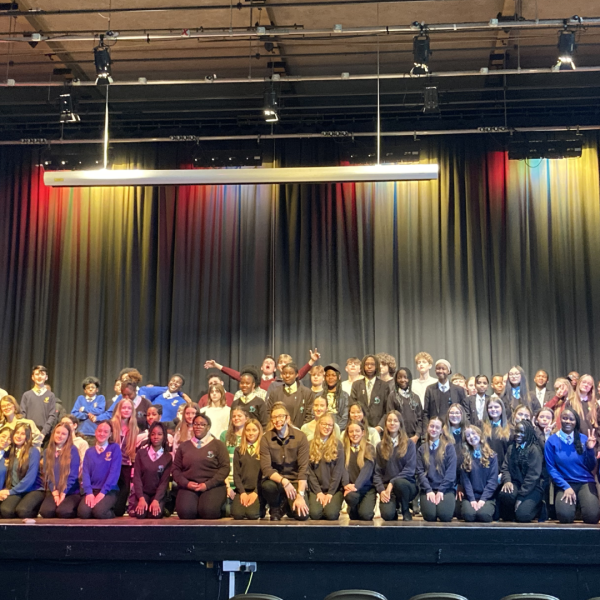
[
  {"left": 270, "top": 506, "right": 282, "bottom": 521},
  {"left": 402, "top": 511, "right": 413, "bottom": 521}
]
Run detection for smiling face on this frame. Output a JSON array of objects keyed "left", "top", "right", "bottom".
[
  {"left": 386, "top": 413, "right": 400, "bottom": 436},
  {"left": 396, "top": 369, "right": 409, "bottom": 390},
  {"left": 270, "top": 408, "right": 288, "bottom": 433},
  {"left": 312, "top": 397, "right": 328, "bottom": 419},
  {"left": 231, "top": 409, "right": 248, "bottom": 429},
  {"left": 534, "top": 370, "right": 548, "bottom": 388},
  {"left": 325, "top": 369, "right": 339, "bottom": 389},
  {"left": 349, "top": 404, "right": 365, "bottom": 422},
  {"left": 475, "top": 376, "right": 489, "bottom": 395},
  {"left": 184, "top": 406, "right": 197, "bottom": 425},
  {"left": 245, "top": 422, "right": 260, "bottom": 444},
  {"left": 487, "top": 401, "right": 502, "bottom": 421},
  {"left": 513, "top": 422, "right": 526, "bottom": 445},
  {"left": 579, "top": 376, "right": 594, "bottom": 395},
  {"left": 95, "top": 422, "right": 111, "bottom": 444},
  {"left": 560, "top": 410, "right": 576, "bottom": 434},
  {"left": 514, "top": 407, "right": 531, "bottom": 423},
  {"left": 119, "top": 400, "right": 133, "bottom": 420},
  {"left": 435, "top": 363, "right": 450, "bottom": 383},
  {"left": 0, "top": 429, "right": 10, "bottom": 450},
  {"left": 318, "top": 415, "right": 335, "bottom": 438},
  {"left": 1, "top": 399, "right": 15, "bottom": 420},
  {"left": 150, "top": 425, "right": 164, "bottom": 449},
  {"left": 428, "top": 419, "right": 442, "bottom": 441},
  {"left": 53, "top": 424, "right": 69, "bottom": 448},
  {"left": 239, "top": 374, "right": 255, "bottom": 396},
  {"left": 555, "top": 381, "right": 569, "bottom": 399},
  {"left": 192, "top": 416, "right": 210, "bottom": 440},
  {"left": 508, "top": 368, "right": 522, "bottom": 387},
  {"left": 465, "top": 428, "right": 481, "bottom": 448},
  {"left": 281, "top": 366, "right": 297, "bottom": 386},
  {"left": 448, "top": 406, "right": 463, "bottom": 427},
  {"left": 347, "top": 423, "right": 364, "bottom": 445},
  {"left": 32, "top": 369, "right": 48, "bottom": 387},
  {"left": 13, "top": 426, "right": 27, "bottom": 447},
  {"left": 168, "top": 376, "right": 183, "bottom": 393}
]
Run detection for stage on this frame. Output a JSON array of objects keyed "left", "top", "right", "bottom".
[{"left": 2, "top": 517, "right": 599, "bottom": 600}]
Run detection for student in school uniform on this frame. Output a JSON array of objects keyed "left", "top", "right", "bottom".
[
  {"left": 322, "top": 364, "right": 349, "bottom": 431},
  {"left": 0, "top": 423, "right": 43, "bottom": 518},
  {"left": 412, "top": 352, "right": 439, "bottom": 408},
  {"left": 0, "top": 427, "right": 11, "bottom": 489},
  {"left": 129, "top": 422, "right": 172, "bottom": 519},
  {"left": 502, "top": 365, "right": 540, "bottom": 415},
  {"left": 533, "top": 407, "right": 555, "bottom": 448},
  {"left": 499, "top": 419, "right": 545, "bottom": 522},
  {"left": 173, "top": 403, "right": 200, "bottom": 455},
  {"left": 221, "top": 408, "right": 249, "bottom": 506},
  {"left": 110, "top": 398, "right": 139, "bottom": 517},
  {"left": 135, "top": 405, "right": 175, "bottom": 450},
  {"left": 341, "top": 357, "right": 363, "bottom": 397},
  {"left": 301, "top": 396, "right": 342, "bottom": 442},
  {"left": 459, "top": 425, "right": 498, "bottom": 522},
  {"left": 423, "top": 359, "right": 470, "bottom": 432},
  {"left": 173, "top": 413, "right": 230, "bottom": 520},
  {"left": 416, "top": 416, "right": 457, "bottom": 522},
  {"left": 200, "top": 384, "right": 231, "bottom": 441},
  {"left": 1, "top": 395, "right": 43, "bottom": 448},
  {"left": 78, "top": 421, "right": 121, "bottom": 519},
  {"left": 346, "top": 403, "right": 380, "bottom": 449},
  {"left": 20, "top": 365, "right": 57, "bottom": 444},
  {"left": 230, "top": 365, "right": 268, "bottom": 429},
  {"left": 481, "top": 397, "right": 512, "bottom": 467},
  {"left": 350, "top": 355, "right": 390, "bottom": 430},
  {"left": 71, "top": 377, "right": 106, "bottom": 440},
  {"left": 139, "top": 373, "right": 190, "bottom": 424},
  {"left": 60, "top": 415, "right": 90, "bottom": 465},
  {"left": 544, "top": 407, "right": 600, "bottom": 524},
  {"left": 376, "top": 353, "right": 397, "bottom": 391},
  {"left": 532, "top": 370, "right": 553, "bottom": 407},
  {"left": 260, "top": 402, "right": 310, "bottom": 521},
  {"left": 373, "top": 411, "right": 417, "bottom": 521},
  {"left": 511, "top": 404, "right": 533, "bottom": 427},
  {"left": 443, "top": 403, "right": 469, "bottom": 516},
  {"left": 467, "top": 375, "right": 491, "bottom": 428},
  {"left": 384, "top": 367, "right": 422, "bottom": 446},
  {"left": 307, "top": 414, "right": 345, "bottom": 520},
  {"left": 266, "top": 363, "right": 314, "bottom": 430},
  {"left": 343, "top": 421, "right": 377, "bottom": 521},
  {"left": 231, "top": 418, "right": 264, "bottom": 520},
  {"left": 573, "top": 374, "right": 596, "bottom": 426},
  {"left": 96, "top": 379, "right": 151, "bottom": 432},
  {"left": 38, "top": 422, "right": 81, "bottom": 519}
]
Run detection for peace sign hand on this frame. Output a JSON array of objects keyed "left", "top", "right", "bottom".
[{"left": 586, "top": 429, "right": 597, "bottom": 449}]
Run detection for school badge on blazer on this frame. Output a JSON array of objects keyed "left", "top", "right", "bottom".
[
  {"left": 105, "top": 452, "right": 112, "bottom": 461},
  {"left": 207, "top": 451, "right": 215, "bottom": 459},
  {"left": 249, "top": 406, "right": 256, "bottom": 413},
  {"left": 374, "top": 397, "right": 381, "bottom": 404},
  {"left": 157, "top": 465, "right": 165, "bottom": 474},
  {"left": 44, "top": 397, "right": 49, "bottom": 403},
  {"left": 172, "top": 399, "right": 178, "bottom": 406}
]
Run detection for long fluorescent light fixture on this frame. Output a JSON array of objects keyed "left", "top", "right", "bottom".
[{"left": 43, "top": 165, "right": 438, "bottom": 187}]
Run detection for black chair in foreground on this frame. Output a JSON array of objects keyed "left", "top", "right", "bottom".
[
  {"left": 324, "top": 590, "right": 388, "bottom": 600},
  {"left": 500, "top": 595, "right": 559, "bottom": 600},
  {"left": 409, "top": 593, "right": 468, "bottom": 600}
]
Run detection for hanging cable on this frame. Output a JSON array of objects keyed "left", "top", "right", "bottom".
[{"left": 103, "top": 87, "right": 110, "bottom": 168}]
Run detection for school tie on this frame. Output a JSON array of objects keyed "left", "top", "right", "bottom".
[
  {"left": 367, "top": 379, "right": 374, "bottom": 404},
  {"left": 351, "top": 445, "right": 359, "bottom": 453},
  {"left": 248, "top": 444, "right": 255, "bottom": 456}
]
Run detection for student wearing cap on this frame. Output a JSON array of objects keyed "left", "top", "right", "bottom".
[
  {"left": 230, "top": 365, "right": 268, "bottom": 429},
  {"left": 350, "top": 355, "right": 391, "bottom": 431},
  {"left": 423, "top": 359, "right": 470, "bottom": 432},
  {"left": 321, "top": 364, "right": 349, "bottom": 430}
]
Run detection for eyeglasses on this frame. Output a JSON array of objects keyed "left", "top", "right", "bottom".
[
  {"left": 192, "top": 422, "right": 208, "bottom": 428},
  {"left": 271, "top": 415, "right": 287, "bottom": 423}
]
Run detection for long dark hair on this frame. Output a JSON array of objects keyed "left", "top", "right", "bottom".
[
  {"left": 380, "top": 411, "right": 409, "bottom": 461},
  {"left": 324, "top": 368, "right": 343, "bottom": 413},
  {"left": 146, "top": 422, "right": 170, "bottom": 452},
  {"left": 560, "top": 407, "right": 584, "bottom": 455},
  {"left": 360, "top": 354, "right": 380, "bottom": 377}
]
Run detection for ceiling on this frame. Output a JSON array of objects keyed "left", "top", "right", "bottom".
[{"left": 0, "top": 0, "right": 599, "bottom": 144}]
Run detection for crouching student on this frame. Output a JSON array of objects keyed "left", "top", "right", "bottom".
[
  {"left": 39, "top": 422, "right": 81, "bottom": 519},
  {"left": 173, "top": 414, "right": 230, "bottom": 520},
  {"left": 231, "top": 418, "right": 264, "bottom": 520},
  {"left": 373, "top": 411, "right": 417, "bottom": 521},
  {"left": 459, "top": 425, "right": 498, "bottom": 522},
  {"left": 499, "top": 419, "right": 544, "bottom": 522},
  {"left": 416, "top": 417, "right": 457, "bottom": 522},
  {"left": 307, "top": 414, "right": 345, "bottom": 520},
  {"left": 343, "top": 421, "right": 377, "bottom": 521},
  {"left": 129, "top": 422, "right": 172, "bottom": 519},
  {"left": 78, "top": 421, "right": 122, "bottom": 519},
  {"left": 544, "top": 408, "right": 600, "bottom": 524},
  {"left": 260, "top": 402, "right": 310, "bottom": 521},
  {"left": 0, "top": 423, "right": 43, "bottom": 518}
]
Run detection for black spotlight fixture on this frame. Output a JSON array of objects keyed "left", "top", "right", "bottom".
[
  {"left": 412, "top": 34, "right": 431, "bottom": 75},
  {"left": 94, "top": 36, "right": 113, "bottom": 84},
  {"left": 556, "top": 29, "right": 576, "bottom": 70},
  {"left": 59, "top": 91, "right": 80, "bottom": 123},
  {"left": 423, "top": 86, "right": 439, "bottom": 113},
  {"left": 263, "top": 83, "right": 279, "bottom": 123}
]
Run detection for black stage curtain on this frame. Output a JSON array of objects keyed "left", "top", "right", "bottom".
[{"left": 1, "top": 135, "right": 599, "bottom": 407}]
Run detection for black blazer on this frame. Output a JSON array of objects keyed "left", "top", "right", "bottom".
[
  {"left": 423, "top": 382, "right": 469, "bottom": 431},
  {"left": 466, "top": 394, "right": 490, "bottom": 428},
  {"left": 532, "top": 388, "right": 553, "bottom": 408},
  {"left": 350, "top": 377, "right": 390, "bottom": 428}
]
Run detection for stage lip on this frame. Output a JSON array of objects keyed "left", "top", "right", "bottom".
[{"left": 42, "top": 164, "right": 439, "bottom": 187}]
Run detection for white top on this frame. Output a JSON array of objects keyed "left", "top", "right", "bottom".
[
  {"left": 411, "top": 376, "right": 438, "bottom": 407},
  {"left": 200, "top": 405, "right": 231, "bottom": 441},
  {"left": 342, "top": 376, "right": 363, "bottom": 396}
]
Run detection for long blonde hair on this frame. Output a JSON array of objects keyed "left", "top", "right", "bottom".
[
  {"left": 110, "top": 399, "right": 139, "bottom": 461},
  {"left": 0, "top": 395, "right": 23, "bottom": 423},
  {"left": 343, "top": 421, "right": 374, "bottom": 469},
  {"left": 482, "top": 397, "right": 512, "bottom": 442},
  {"left": 461, "top": 425, "right": 495, "bottom": 472},
  {"left": 574, "top": 374, "right": 596, "bottom": 426},
  {"left": 423, "top": 417, "right": 452, "bottom": 474},
  {"left": 43, "top": 423, "right": 75, "bottom": 493},
  {"left": 225, "top": 408, "right": 248, "bottom": 447},
  {"left": 239, "top": 418, "right": 263, "bottom": 458},
  {"left": 309, "top": 414, "right": 339, "bottom": 464},
  {"left": 379, "top": 410, "right": 409, "bottom": 461}
]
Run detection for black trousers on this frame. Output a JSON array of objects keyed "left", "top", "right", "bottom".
[
  {"left": 420, "top": 491, "right": 455, "bottom": 522},
  {"left": 231, "top": 490, "right": 265, "bottom": 520},
  {"left": 176, "top": 486, "right": 226, "bottom": 520},
  {"left": 379, "top": 478, "right": 418, "bottom": 521},
  {"left": 461, "top": 498, "right": 496, "bottom": 523},
  {"left": 555, "top": 482, "right": 600, "bottom": 524},
  {"left": 498, "top": 487, "right": 543, "bottom": 523},
  {"left": 127, "top": 493, "right": 166, "bottom": 519},
  {"left": 39, "top": 492, "right": 81, "bottom": 519},
  {"left": 308, "top": 490, "right": 344, "bottom": 521},
  {"left": 261, "top": 479, "right": 309, "bottom": 521},
  {"left": 77, "top": 489, "right": 118, "bottom": 519},
  {"left": 115, "top": 464, "right": 133, "bottom": 517},
  {"left": 345, "top": 487, "right": 377, "bottom": 521},
  {"left": 0, "top": 490, "right": 45, "bottom": 518}
]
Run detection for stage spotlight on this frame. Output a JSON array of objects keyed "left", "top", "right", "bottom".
[
  {"left": 423, "top": 86, "right": 439, "bottom": 113},
  {"left": 556, "top": 30, "right": 576, "bottom": 70},
  {"left": 263, "top": 84, "right": 279, "bottom": 122},
  {"left": 94, "top": 39, "right": 113, "bottom": 84},
  {"left": 412, "top": 34, "right": 430, "bottom": 75},
  {"left": 59, "top": 92, "right": 80, "bottom": 123}
]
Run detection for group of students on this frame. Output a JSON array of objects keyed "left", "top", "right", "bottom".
[{"left": 0, "top": 351, "right": 599, "bottom": 525}]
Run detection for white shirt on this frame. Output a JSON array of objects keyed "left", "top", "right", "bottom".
[
  {"left": 342, "top": 376, "right": 363, "bottom": 396},
  {"left": 412, "top": 376, "right": 438, "bottom": 407},
  {"left": 476, "top": 395, "right": 487, "bottom": 421},
  {"left": 536, "top": 388, "right": 546, "bottom": 404},
  {"left": 200, "top": 405, "right": 231, "bottom": 441}
]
